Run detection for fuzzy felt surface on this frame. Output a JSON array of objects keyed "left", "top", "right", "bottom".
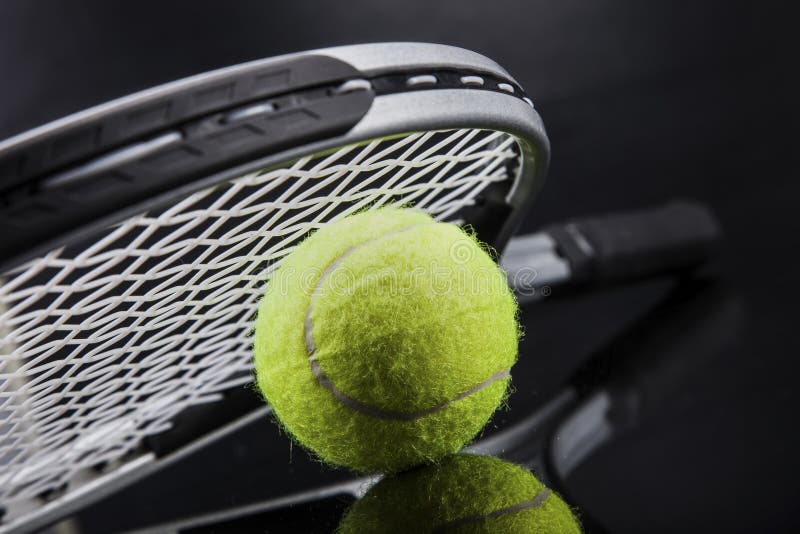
[
  {"left": 337, "top": 454, "right": 582, "bottom": 533},
  {"left": 254, "top": 208, "right": 519, "bottom": 472}
]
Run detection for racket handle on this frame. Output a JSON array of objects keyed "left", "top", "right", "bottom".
[{"left": 544, "top": 200, "right": 721, "bottom": 286}]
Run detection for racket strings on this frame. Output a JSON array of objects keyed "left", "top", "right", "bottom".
[{"left": 0, "top": 128, "right": 520, "bottom": 510}]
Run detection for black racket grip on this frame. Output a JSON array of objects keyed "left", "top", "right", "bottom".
[{"left": 545, "top": 200, "right": 721, "bottom": 286}]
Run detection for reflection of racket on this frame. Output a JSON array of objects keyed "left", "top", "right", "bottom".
[
  {"left": 121, "top": 280, "right": 737, "bottom": 534},
  {"left": 475, "top": 277, "right": 740, "bottom": 533},
  {"left": 0, "top": 42, "right": 713, "bottom": 533}
]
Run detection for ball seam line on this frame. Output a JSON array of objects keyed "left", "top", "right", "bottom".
[
  {"left": 303, "top": 220, "right": 512, "bottom": 421},
  {"left": 433, "top": 487, "right": 552, "bottom": 531}
]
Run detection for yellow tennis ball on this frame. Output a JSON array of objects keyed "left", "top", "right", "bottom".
[
  {"left": 254, "top": 208, "right": 519, "bottom": 472},
  {"left": 338, "top": 454, "right": 582, "bottom": 533}
]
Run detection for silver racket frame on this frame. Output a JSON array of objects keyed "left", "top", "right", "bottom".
[
  {"left": 0, "top": 42, "right": 549, "bottom": 269},
  {"left": 0, "top": 43, "right": 548, "bottom": 533}
]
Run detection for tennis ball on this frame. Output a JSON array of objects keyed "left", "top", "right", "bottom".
[
  {"left": 254, "top": 208, "right": 518, "bottom": 472},
  {"left": 337, "top": 454, "right": 582, "bottom": 533}
]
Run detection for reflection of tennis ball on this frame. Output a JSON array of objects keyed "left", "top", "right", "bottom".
[
  {"left": 254, "top": 208, "right": 518, "bottom": 472},
  {"left": 338, "top": 454, "right": 582, "bottom": 533}
]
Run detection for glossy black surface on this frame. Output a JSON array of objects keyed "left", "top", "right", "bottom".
[{"left": 0, "top": 1, "right": 795, "bottom": 532}]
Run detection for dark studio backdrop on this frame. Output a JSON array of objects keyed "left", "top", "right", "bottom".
[{"left": 0, "top": 1, "right": 796, "bottom": 532}]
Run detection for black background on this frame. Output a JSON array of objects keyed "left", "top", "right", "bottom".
[{"left": 1, "top": 1, "right": 797, "bottom": 532}]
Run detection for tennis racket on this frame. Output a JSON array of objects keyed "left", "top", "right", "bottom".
[{"left": 0, "top": 42, "right": 717, "bottom": 533}]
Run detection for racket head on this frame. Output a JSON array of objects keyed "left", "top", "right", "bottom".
[
  {"left": 0, "top": 42, "right": 548, "bottom": 531},
  {"left": 0, "top": 42, "right": 547, "bottom": 269}
]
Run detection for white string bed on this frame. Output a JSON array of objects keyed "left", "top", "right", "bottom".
[{"left": 0, "top": 128, "right": 520, "bottom": 513}]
